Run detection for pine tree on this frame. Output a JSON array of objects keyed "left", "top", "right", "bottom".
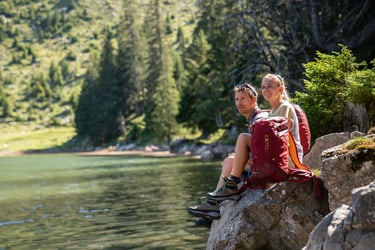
[
  {"left": 0, "top": 79, "right": 11, "bottom": 117},
  {"left": 180, "top": 0, "right": 241, "bottom": 136},
  {"left": 144, "top": 0, "right": 180, "bottom": 144},
  {"left": 177, "top": 29, "right": 211, "bottom": 133},
  {"left": 117, "top": 0, "right": 147, "bottom": 118},
  {"left": 74, "top": 52, "right": 100, "bottom": 140},
  {"left": 0, "top": 74, "right": 12, "bottom": 117},
  {"left": 75, "top": 29, "right": 122, "bottom": 145},
  {"left": 48, "top": 61, "right": 64, "bottom": 92},
  {"left": 92, "top": 28, "right": 122, "bottom": 144},
  {"left": 174, "top": 26, "right": 188, "bottom": 92}
]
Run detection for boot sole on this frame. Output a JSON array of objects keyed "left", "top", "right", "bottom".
[
  {"left": 206, "top": 193, "right": 241, "bottom": 202},
  {"left": 187, "top": 208, "right": 220, "bottom": 220}
]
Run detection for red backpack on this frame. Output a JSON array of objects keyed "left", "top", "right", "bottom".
[
  {"left": 243, "top": 116, "right": 321, "bottom": 198},
  {"left": 247, "top": 117, "right": 290, "bottom": 188},
  {"left": 256, "top": 104, "right": 311, "bottom": 155},
  {"left": 292, "top": 104, "right": 311, "bottom": 155}
]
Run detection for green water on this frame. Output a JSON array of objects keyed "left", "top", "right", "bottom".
[{"left": 0, "top": 154, "right": 220, "bottom": 250}]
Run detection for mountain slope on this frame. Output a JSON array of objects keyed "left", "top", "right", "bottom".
[{"left": 0, "top": 0, "right": 196, "bottom": 126}]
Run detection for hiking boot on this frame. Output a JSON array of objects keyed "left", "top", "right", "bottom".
[
  {"left": 187, "top": 199, "right": 220, "bottom": 220},
  {"left": 195, "top": 218, "right": 212, "bottom": 228},
  {"left": 207, "top": 177, "right": 241, "bottom": 201},
  {"left": 194, "top": 217, "right": 212, "bottom": 228}
]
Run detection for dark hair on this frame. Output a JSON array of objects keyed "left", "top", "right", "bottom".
[{"left": 234, "top": 83, "right": 257, "bottom": 98}]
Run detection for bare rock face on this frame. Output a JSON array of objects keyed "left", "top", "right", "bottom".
[
  {"left": 303, "top": 132, "right": 350, "bottom": 169},
  {"left": 303, "top": 181, "right": 375, "bottom": 250},
  {"left": 321, "top": 141, "right": 375, "bottom": 211},
  {"left": 206, "top": 181, "right": 329, "bottom": 250}
]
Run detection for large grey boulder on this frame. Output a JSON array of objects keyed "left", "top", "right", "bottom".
[
  {"left": 303, "top": 181, "right": 375, "bottom": 250},
  {"left": 206, "top": 181, "right": 329, "bottom": 250},
  {"left": 303, "top": 132, "right": 350, "bottom": 169},
  {"left": 321, "top": 139, "right": 375, "bottom": 211}
]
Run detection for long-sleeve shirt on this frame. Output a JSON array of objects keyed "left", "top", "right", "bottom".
[{"left": 268, "top": 101, "right": 304, "bottom": 162}]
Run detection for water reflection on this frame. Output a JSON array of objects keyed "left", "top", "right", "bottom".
[{"left": 0, "top": 154, "right": 220, "bottom": 249}]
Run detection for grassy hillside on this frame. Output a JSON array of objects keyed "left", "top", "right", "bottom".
[
  {"left": 1, "top": 0, "right": 119, "bottom": 124},
  {"left": 0, "top": 0, "right": 196, "bottom": 151},
  {"left": 0, "top": 123, "right": 76, "bottom": 151}
]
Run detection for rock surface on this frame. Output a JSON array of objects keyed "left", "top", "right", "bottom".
[
  {"left": 303, "top": 132, "right": 350, "bottom": 169},
  {"left": 321, "top": 146, "right": 375, "bottom": 211},
  {"left": 206, "top": 133, "right": 375, "bottom": 250},
  {"left": 207, "top": 181, "right": 329, "bottom": 250},
  {"left": 303, "top": 181, "right": 375, "bottom": 250}
]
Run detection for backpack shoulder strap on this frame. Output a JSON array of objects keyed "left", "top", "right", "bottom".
[{"left": 248, "top": 108, "right": 267, "bottom": 125}]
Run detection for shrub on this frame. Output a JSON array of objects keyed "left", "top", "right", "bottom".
[{"left": 295, "top": 45, "right": 375, "bottom": 141}]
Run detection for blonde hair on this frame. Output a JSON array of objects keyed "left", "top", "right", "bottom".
[{"left": 263, "top": 73, "right": 289, "bottom": 101}]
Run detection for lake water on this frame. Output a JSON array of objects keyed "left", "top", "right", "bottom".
[{"left": 0, "top": 153, "right": 221, "bottom": 250}]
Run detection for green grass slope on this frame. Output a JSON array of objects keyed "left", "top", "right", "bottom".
[{"left": 0, "top": 0, "right": 196, "bottom": 151}]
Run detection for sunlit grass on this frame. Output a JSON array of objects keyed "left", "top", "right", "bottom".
[
  {"left": 0, "top": 1, "right": 198, "bottom": 150},
  {"left": 0, "top": 124, "right": 76, "bottom": 151}
]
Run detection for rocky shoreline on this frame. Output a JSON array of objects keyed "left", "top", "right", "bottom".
[{"left": 0, "top": 139, "right": 235, "bottom": 160}]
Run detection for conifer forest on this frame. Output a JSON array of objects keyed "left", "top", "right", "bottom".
[{"left": 0, "top": 0, "right": 374, "bottom": 147}]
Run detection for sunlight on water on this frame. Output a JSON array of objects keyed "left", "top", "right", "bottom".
[{"left": 0, "top": 154, "right": 220, "bottom": 249}]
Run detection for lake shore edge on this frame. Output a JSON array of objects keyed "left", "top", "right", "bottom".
[{"left": 0, "top": 149, "right": 177, "bottom": 158}]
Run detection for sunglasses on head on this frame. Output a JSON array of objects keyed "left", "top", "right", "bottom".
[{"left": 236, "top": 83, "right": 257, "bottom": 97}]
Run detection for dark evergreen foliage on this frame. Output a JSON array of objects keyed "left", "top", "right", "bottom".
[
  {"left": 295, "top": 46, "right": 375, "bottom": 141},
  {"left": 75, "top": 30, "right": 123, "bottom": 145},
  {"left": 117, "top": 0, "right": 146, "bottom": 119},
  {"left": 74, "top": 59, "right": 100, "bottom": 143},
  {"left": 1, "top": 0, "right": 374, "bottom": 146},
  {"left": 178, "top": 0, "right": 243, "bottom": 136},
  {"left": 143, "top": 0, "right": 180, "bottom": 144}
]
